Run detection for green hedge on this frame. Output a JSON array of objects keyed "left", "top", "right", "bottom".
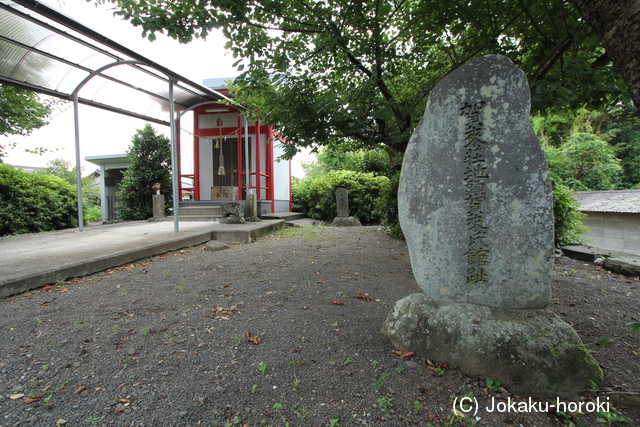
[
  {"left": 293, "top": 168, "right": 586, "bottom": 247},
  {"left": 375, "top": 172, "right": 403, "bottom": 238},
  {"left": 302, "top": 170, "right": 390, "bottom": 224},
  {"left": 0, "top": 164, "right": 78, "bottom": 236},
  {"left": 550, "top": 173, "right": 588, "bottom": 247}
]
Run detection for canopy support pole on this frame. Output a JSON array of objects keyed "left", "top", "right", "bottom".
[
  {"left": 169, "top": 79, "right": 180, "bottom": 233},
  {"left": 73, "top": 93, "right": 84, "bottom": 232}
]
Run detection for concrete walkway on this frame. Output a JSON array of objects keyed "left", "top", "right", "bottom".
[
  {"left": 563, "top": 244, "right": 640, "bottom": 276},
  {"left": 0, "top": 219, "right": 284, "bottom": 299}
]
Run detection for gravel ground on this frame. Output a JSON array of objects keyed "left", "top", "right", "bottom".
[{"left": 0, "top": 226, "right": 638, "bottom": 427}]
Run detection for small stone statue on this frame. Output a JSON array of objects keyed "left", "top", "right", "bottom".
[{"left": 152, "top": 182, "right": 161, "bottom": 195}]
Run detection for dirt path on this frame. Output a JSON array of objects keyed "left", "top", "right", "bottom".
[{"left": 0, "top": 226, "right": 638, "bottom": 426}]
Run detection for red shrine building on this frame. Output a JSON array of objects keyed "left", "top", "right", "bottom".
[{"left": 179, "top": 78, "right": 292, "bottom": 214}]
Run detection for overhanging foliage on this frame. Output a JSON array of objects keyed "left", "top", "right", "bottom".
[{"left": 101, "top": 0, "right": 628, "bottom": 159}]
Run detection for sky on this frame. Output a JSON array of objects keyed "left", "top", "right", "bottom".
[{"left": 1, "top": 0, "right": 309, "bottom": 177}]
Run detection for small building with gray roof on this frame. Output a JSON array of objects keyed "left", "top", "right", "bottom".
[{"left": 575, "top": 190, "right": 640, "bottom": 255}]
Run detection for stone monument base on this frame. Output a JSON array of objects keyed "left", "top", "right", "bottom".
[
  {"left": 381, "top": 293, "right": 603, "bottom": 398},
  {"left": 220, "top": 216, "right": 245, "bottom": 224},
  {"left": 220, "top": 202, "right": 246, "bottom": 224},
  {"left": 331, "top": 216, "right": 362, "bottom": 227}
]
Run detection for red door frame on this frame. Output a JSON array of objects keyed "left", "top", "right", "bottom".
[{"left": 181, "top": 102, "right": 284, "bottom": 212}]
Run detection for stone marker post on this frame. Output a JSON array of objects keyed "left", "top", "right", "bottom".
[
  {"left": 151, "top": 182, "right": 165, "bottom": 219},
  {"left": 381, "top": 55, "right": 602, "bottom": 398},
  {"left": 245, "top": 193, "right": 260, "bottom": 222},
  {"left": 331, "top": 188, "right": 361, "bottom": 227},
  {"left": 336, "top": 188, "right": 349, "bottom": 218}
]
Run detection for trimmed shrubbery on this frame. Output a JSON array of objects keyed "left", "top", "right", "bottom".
[
  {"left": 293, "top": 165, "right": 585, "bottom": 246},
  {"left": 295, "top": 170, "right": 390, "bottom": 224},
  {"left": 0, "top": 163, "right": 78, "bottom": 236}
]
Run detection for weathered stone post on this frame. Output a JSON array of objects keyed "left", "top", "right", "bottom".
[
  {"left": 331, "top": 188, "right": 362, "bottom": 227},
  {"left": 381, "top": 55, "right": 602, "bottom": 398},
  {"left": 151, "top": 182, "right": 165, "bottom": 219},
  {"left": 245, "top": 193, "right": 260, "bottom": 222}
]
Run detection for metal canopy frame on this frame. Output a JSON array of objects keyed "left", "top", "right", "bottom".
[{"left": 0, "top": 0, "right": 246, "bottom": 232}]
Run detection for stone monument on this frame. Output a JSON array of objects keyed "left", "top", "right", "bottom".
[
  {"left": 331, "top": 188, "right": 362, "bottom": 227},
  {"left": 381, "top": 55, "right": 602, "bottom": 398}
]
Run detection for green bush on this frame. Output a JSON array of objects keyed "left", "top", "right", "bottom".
[
  {"left": 291, "top": 176, "right": 311, "bottom": 214},
  {"left": 294, "top": 159, "right": 586, "bottom": 246},
  {"left": 375, "top": 172, "right": 403, "bottom": 238},
  {"left": 305, "top": 170, "right": 390, "bottom": 224},
  {"left": 85, "top": 205, "right": 102, "bottom": 223},
  {"left": 551, "top": 173, "right": 588, "bottom": 247},
  {"left": 0, "top": 164, "right": 78, "bottom": 236}
]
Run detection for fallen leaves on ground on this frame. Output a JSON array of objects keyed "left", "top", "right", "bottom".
[
  {"left": 203, "top": 305, "right": 238, "bottom": 320},
  {"left": 331, "top": 300, "right": 348, "bottom": 306},
  {"left": 245, "top": 332, "right": 262, "bottom": 345},
  {"left": 356, "top": 292, "right": 371, "bottom": 301}
]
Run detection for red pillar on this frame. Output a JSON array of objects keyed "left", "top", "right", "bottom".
[
  {"left": 265, "top": 126, "right": 275, "bottom": 211},
  {"left": 193, "top": 114, "right": 200, "bottom": 201},
  {"left": 237, "top": 112, "right": 244, "bottom": 200},
  {"left": 255, "top": 119, "right": 261, "bottom": 198}
]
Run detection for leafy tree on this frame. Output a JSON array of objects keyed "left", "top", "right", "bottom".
[
  {"left": 99, "top": 0, "right": 624, "bottom": 159},
  {"left": 0, "top": 164, "right": 78, "bottom": 236},
  {"left": 0, "top": 84, "right": 57, "bottom": 160},
  {"left": 301, "top": 146, "right": 396, "bottom": 180},
  {"left": 544, "top": 133, "right": 622, "bottom": 191},
  {"left": 116, "top": 124, "right": 172, "bottom": 221},
  {"left": 39, "top": 158, "right": 77, "bottom": 185},
  {"left": 533, "top": 106, "right": 640, "bottom": 190},
  {"left": 602, "top": 106, "right": 640, "bottom": 188},
  {"left": 301, "top": 149, "right": 360, "bottom": 180},
  {"left": 569, "top": 0, "right": 640, "bottom": 111}
]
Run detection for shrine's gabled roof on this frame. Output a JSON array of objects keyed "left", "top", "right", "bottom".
[{"left": 0, "top": 0, "right": 238, "bottom": 126}]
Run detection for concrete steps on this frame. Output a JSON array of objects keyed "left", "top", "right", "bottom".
[
  {"left": 178, "top": 205, "right": 221, "bottom": 221},
  {"left": 261, "top": 212, "right": 306, "bottom": 221}
]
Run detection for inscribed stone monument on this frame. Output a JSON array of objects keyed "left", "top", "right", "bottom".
[
  {"left": 382, "top": 55, "right": 602, "bottom": 398},
  {"left": 398, "top": 54, "right": 553, "bottom": 309},
  {"left": 331, "top": 188, "right": 361, "bottom": 227},
  {"left": 336, "top": 187, "right": 349, "bottom": 218}
]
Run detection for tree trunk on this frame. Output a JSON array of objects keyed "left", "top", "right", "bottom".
[{"left": 569, "top": 0, "right": 640, "bottom": 110}]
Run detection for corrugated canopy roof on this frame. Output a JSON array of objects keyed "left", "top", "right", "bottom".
[
  {"left": 0, "top": 0, "right": 238, "bottom": 126},
  {"left": 575, "top": 190, "right": 640, "bottom": 214}
]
